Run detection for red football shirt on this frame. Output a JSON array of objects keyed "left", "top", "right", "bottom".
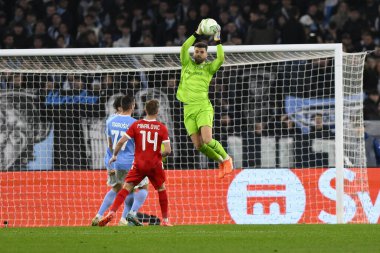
[{"left": 126, "top": 119, "right": 170, "bottom": 169}]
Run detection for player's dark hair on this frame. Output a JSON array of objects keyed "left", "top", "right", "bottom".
[
  {"left": 113, "top": 95, "right": 123, "bottom": 111},
  {"left": 121, "top": 94, "right": 135, "bottom": 111},
  {"left": 194, "top": 42, "right": 208, "bottom": 51},
  {"left": 145, "top": 99, "right": 159, "bottom": 115}
]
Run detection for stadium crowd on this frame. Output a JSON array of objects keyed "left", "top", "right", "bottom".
[
  {"left": 0, "top": 0, "right": 380, "bottom": 169},
  {"left": 0, "top": 0, "right": 380, "bottom": 116},
  {"left": 0, "top": 0, "right": 378, "bottom": 50}
]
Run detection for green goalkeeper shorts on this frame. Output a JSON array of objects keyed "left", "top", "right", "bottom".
[{"left": 183, "top": 103, "right": 214, "bottom": 136}]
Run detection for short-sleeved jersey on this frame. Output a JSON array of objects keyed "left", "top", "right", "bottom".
[
  {"left": 126, "top": 119, "right": 170, "bottom": 170},
  {"left": 106, "top": 115, "right": 136, "bottom": 170},
  {"left": 176, "top": 35, "right": 224, "bottom": 105},
  {"left": 104, "top": 114, "right": 117, "bottom": 169}
]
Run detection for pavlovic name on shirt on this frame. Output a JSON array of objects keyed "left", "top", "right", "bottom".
[{"left": 137, "top": 123, "right": 160, "bottom": 130}]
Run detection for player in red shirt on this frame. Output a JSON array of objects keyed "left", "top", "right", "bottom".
[{"left": 99, "top": 99, "right": 173, "bottom": 227}]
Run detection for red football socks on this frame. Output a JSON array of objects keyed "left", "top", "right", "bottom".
[
  {"left": 111, "top": 188, "right": 129, "bottom": 212},
  {"left": 158, "top": 190, "right": 168, "bottom": 219}
]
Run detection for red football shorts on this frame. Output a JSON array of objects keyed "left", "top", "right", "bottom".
[{"left": 125, "top": 164, "right": 166, "bottom": 190}]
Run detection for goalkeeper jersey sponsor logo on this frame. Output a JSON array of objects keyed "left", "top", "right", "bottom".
[{"left": 185, "top": 69, "right": 203, "bottom": 76}]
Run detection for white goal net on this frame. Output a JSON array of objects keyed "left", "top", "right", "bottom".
[{"left": 0, "top": 45, "right": 369, "bottom": 226}]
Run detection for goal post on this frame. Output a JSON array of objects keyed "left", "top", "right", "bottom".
[
  {"left": 334, "top": 44, "right": 344, "bottom": 224},
  {"left": 0, "top": 44, "right": 369, "bottom": 226}
]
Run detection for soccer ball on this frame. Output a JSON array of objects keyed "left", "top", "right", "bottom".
[{"left": 200, "top": 18, "right": 219, "bottom": 35}]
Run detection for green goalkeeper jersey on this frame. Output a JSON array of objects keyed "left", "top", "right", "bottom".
[{"left": 176, "top": 35, "right": 225, "bottom": 105}]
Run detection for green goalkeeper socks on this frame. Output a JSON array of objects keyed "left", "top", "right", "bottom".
[
  {"left": 206, "top": 139, "right": 228, "bottom": 160},
  {"left": 199, "top": 144, "right": 223, "bottom": 162}
]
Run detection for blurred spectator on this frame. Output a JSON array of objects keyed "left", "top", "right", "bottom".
[
  {"left": 360, "top": 0, "right": 378, "bottom": 28},
  {"left": 176, "top": 0, "right": 192, "bottom": 24},
  {"left": 173, "top": 24, "right": 187, "bottom": 46},
  {"left": 25, "top": 12, "right": 37, "bottom": 37},
  {"left": 131, "top": 16, "right": 155, "bottom": 46},
  {"left": 76, "top": 23, "right": 89, "bottom": 41},
  {"left": 185, "top": 8, "right": 199, "bottom": 35},
  {"left": 306, "top": 113, "right": 334, "bottom": 168},
  {"left": 34, "top": 20, "right": 54, "bottom": 48},
  {"left": 111, "top": 15, "right": 126, "bottom": 41},
  {"left": 32, "top": 35, "right": 45, "bottom": 49},
  {"left": 363, "top": 56, "right": 378, "bottom": 93},
  {"left": 56, "top": 0, "right": 73, "bottom": 29},
  {"left": 228, "top": 2, "right": 245, "bottom": 33},
  {"left": 245, "top": 11, "right": 277, "bottom": 45},
  {"left": 140, "top": 34, "right": 154, "bottom": 47},
  {"left": 218, "top": 10, "right": 231, "bottom": 29},
  {"left": 2, "top": 33, "right": 15, "bottom": 49},
  {"left": 131, "top": 7, "right": 144, "bottom": 34},
  {"left": 258, "top": 1, "right": 273, "bottom": 24},
  {"left": 299, "top": 2, "right": 323, "bottom": 34},
  {"left": 78, "top": 30, "right": 99, "bottom": 48},
  {"left": 0, "top": 11, "right": 7, "bottom": 41},
  {"left": 84, "top": 14, "right": 101, "bottom": 38},
  {"left": 55, "top": 35, "right": 66, "bottom": 48},
  {"left": 309, "top": 113, "right": 335, "bottom": 139},
  {"left": 324, "top": 21, "right": 338, "bottom": 43},
  {"left": 58, "top": 23, "right": 73, "bottom": 47},
  {"left": 324, "top": 0, "right": 339, "bottom": 25},
  {"left": 341, "top": 32, "right": 355, "bottom": 52},
  {"left": 329, "top": 1, "right": 349, "bottom": 31},
  {"left": 214, "top": 0, "right": 229, "bottom": 18},
  {"left": 47, "top": 13, "right": 62, "bottom": 40},
  {"left": 99, "top": 29, "right": 113, "bottom": 47},
  {"left": 199, "top": 3, "right": 211, "bottom": 20},
  {"left": 155, "top": 8, "right": 177, "bottom": 46},
  {"left": 10, "top": 5, "right": 25, "bottom": 27},
  {"left": 155, "top": 1, "right": 170, "bottom": 24},
  {"left": 275, "top": 0, "right": 294, "bottom": 21},
  {"left": 12, "top": 22, "right": 28, "bottom": 49},
  {"left": 281, "top": 7, "right": 306, "bottom": 44},
  {"left": 44, "top": 2, "right": 56, "bottom": 27},
  {"left": 113, "top": 25, "right": 131, "bottom": 47},
  {"left": 223, "top": 22, "right": 243, "bottom": 44},
  {"left": 358, "top": 31, "right": 376, "bottom": 51},
  {"left": 364, "top": 90, "right": 380, "bottom": 120},
  {"left": 341, "top": 8, "right": 367, "bottom": 44},
  {"left": 7, "top": 73, "right": 24, "bottom": 90},
  {"left": 274, "top": 114, "right": 302, "bottom": 136}
]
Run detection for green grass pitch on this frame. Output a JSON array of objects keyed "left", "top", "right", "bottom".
[{"left": 0, "top": 224, "right": 379, "bottom": 253}]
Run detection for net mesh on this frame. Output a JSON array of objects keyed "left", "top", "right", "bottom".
[{"left": 0, "top": 48, "right": 369, "bottom": 226}]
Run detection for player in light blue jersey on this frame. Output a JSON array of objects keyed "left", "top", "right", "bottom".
[{"left": 92, "top": 95, "right": 149, "bottom": 226}]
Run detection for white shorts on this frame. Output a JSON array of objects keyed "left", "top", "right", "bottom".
[
  {"left": 134, "top": 176, "right": 149, "bottom": 189},
  {"left": 107, "top": 170, "right": 128, "bottom": 187},
  {"left": 107, "top": 170, "right": 149, "bottom": 189}
]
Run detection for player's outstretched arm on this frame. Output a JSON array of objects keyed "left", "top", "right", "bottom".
[
  {"left": 109, "top": 135, "right": 129, "bottom": 165},
  {"left": 180, "top": 20, "right": 203, "bottom": 65},
  {"left": 210, "top": 25, "right": 225, "bottom": 74}
]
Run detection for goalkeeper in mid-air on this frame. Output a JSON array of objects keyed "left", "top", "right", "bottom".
[{"left": 176, "top": 19, "right": 233, "bottom": 178}]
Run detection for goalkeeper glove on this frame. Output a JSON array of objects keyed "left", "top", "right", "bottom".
[
  {"left": 161, "top": 143, "right": 167, "bottom": 163},
  {"left": 214, "top": 24, "right": 221, "bottom": 41},
  {"left": 196, "top": 20, "right": 204, "bottom": 35}
]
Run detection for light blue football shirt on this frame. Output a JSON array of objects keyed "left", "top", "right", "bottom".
[
  {"left": 105, "top": 114, "right": 136, "bottom": 170},
  {"left": 104, "top": 114, "right": 117, "bottom": 169}
]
